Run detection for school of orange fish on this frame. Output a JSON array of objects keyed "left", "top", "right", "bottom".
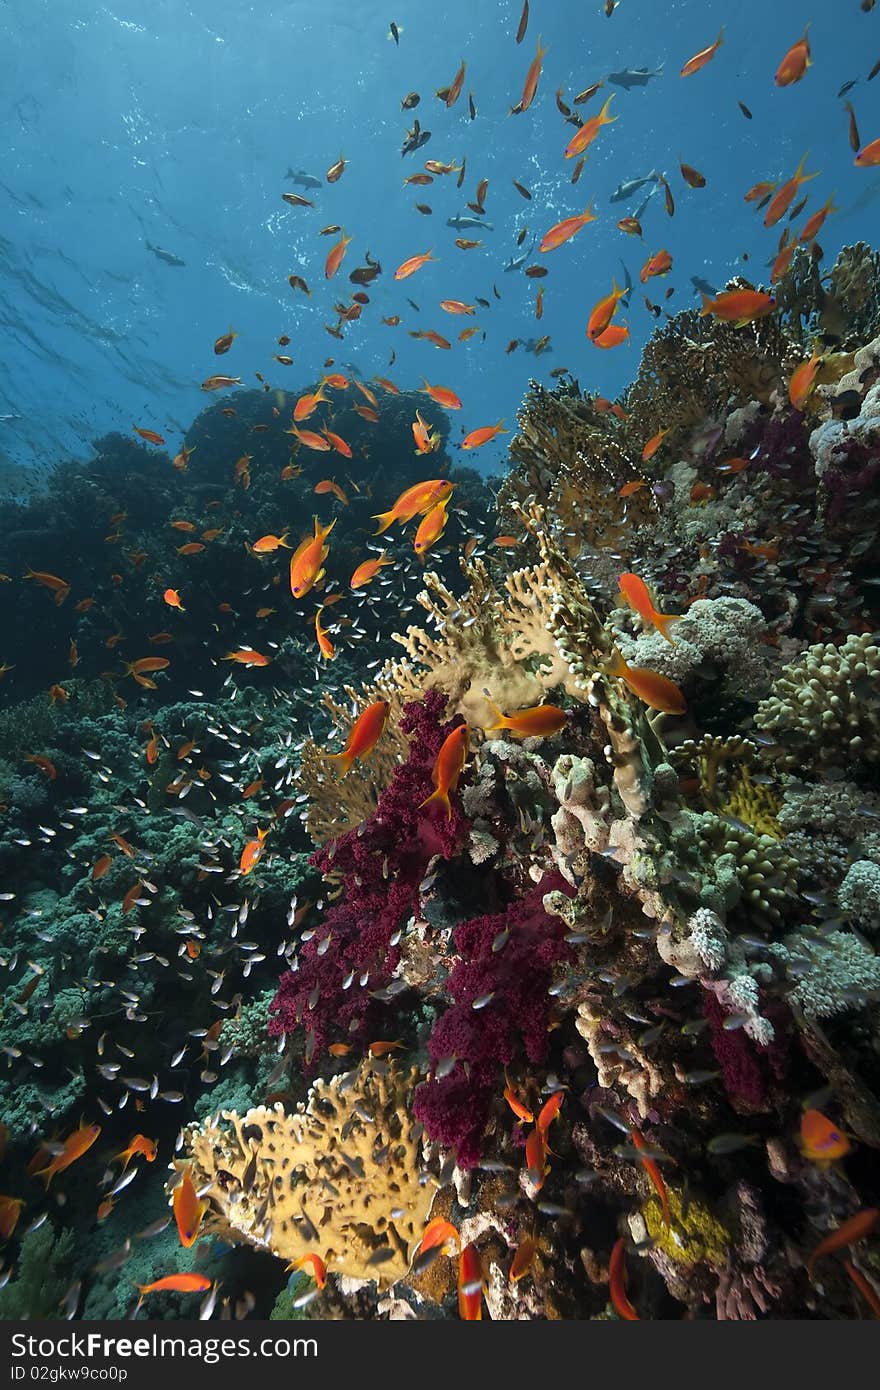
[{"left": 1, "top": 3, "right": 880, "bottom": 1322}]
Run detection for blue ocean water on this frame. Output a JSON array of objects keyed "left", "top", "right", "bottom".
[{"left": 0, "top": 0, "right": 875, "bottom": 482}]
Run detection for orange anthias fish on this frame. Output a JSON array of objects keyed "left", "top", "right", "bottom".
[
  {"left": 321, "top": 429, "right": 353, "bottom": 458},
  {"left": 417, "top": 1217, "right": 462, "bottom": 1256},
  {"left": 414, "top": 500, "right": 450, "bottom": 555},
  {"left": 587, "top": 278, "right": 626, "bottom": 341},
  {"left": 609, "top": 1237, "right": 640, "bottom": 1319},
  {"left": 539, "top": 205, "right": 597, "bottom": 253},
  {"left": 564, "top": 94, "right": 616, "bottom": 157},
  {"left": 223, "top": 649, "right": 271, "bottom": 667},
  {"left": 395, "top": 250, "right": 437, "bottom": 280},
  {"left": 172, "top": 444, "right": 196, "bottom": 471},
  {"left": 114, "top": 1134, "right": 158, "bottom": 1171},
  {"left": 294, "top": 384, "right": 329, "bottom": 421},
  {"left": 137, "top": 1274, "right": 212, "bottom": 1296},
  {"left": 440, "top": 299, "right": 475, "bottom": 315},
  {"left": 25, "top": 753, "right": 57, "bottom": 779},
  {"left": 537, "top": 1091, "right": 565, "bottom": 1141},
  {"left": 23, "top": 568, "right": 71, "bottom": 605},
  {"left": 289, "top": 517, "right": 337, "bottom": 599},
  {"left": 608, "top": 649, "right": 687, "bottom": 715},
  {"left": 640, "top": 249, "right": 672, "bottom": 283},
  {"left": 807, "top": 1208, "right": 878, "bottom": 1280},
  {"left": 420, "top": 723, "right": 469, "bottom": 819},
  {"left": 252, "top": 532, "right": 291, "bottom": 554},
  {"left": 855, "top": 138, "right": 880, "bottom": 168},
  {"left": 789, "top": 348, "right": 824, "bottom": 411},
  {"left": 290, "top": 1253, "right": 327, "bottom": 1289},
  {"left": 35, "top": 1122, "right": 101, "bottom": 1187},
  {"left": 641, "top": 427, "right": 671, "bottom": 461},
  {"left": 631, "top": 1129, "right": 671, "bottom": 1226},
  {"left": 422, "top": 380, "right": 462, "bottom": 410},
  {"left": 289, "top": 425, "right": 333, "bottom": 450},
  {"left": 412, "top": 409, "right": 441, "bottom": 454},
  {"left": 503, "top": 1078, "right": 534, "bottom": 1124},
  {"left": 799, "top": 195, "right": 837, "bottom": 243},
  {"left": 324, "top": 232, "right": 353, "bottom": 280},
  {"left": 133, "top": 426, "right": 165, "bottom": 445},
  {"left": 510, "top": 1237, "right": 537, "bottom": 1284},
  {"left": 173, "top": 1167, "right": 206, "bottom": 1248},
  {"left": 324, "top": 699, "right": 390, "bottom": 777},
  {"left": 700, "top": 288, "right": 776, "bottom": 325},
  {"left": 163, "top": 588, "right": 184, "bottom": 610},
  {"left": 458, "top": 1243, "right": 483, "bottom": 1320},
  {"left": 680, "top": 26, "right": 724, "bottom": 78},
  {"left": 462, "top": 420, "right": 507, "bottom": 449},
  {"left": 800, "top": 1109, "right": 851, "bottom": 1164},
  {"left": 764, "top": 154, "right": 819, "bottom": 227},
  {"left": 372, "top": 480, "right": 454, "bottom": 533},
  {"left": 0, "top": 1196, "right": 25, "bottom": 1240},
  {"left": 775, "top": 26, "right": 811, "bottom": 87},
  {"left": 351, "top": 554, "right": 394, "bottom": 589},
  {"left": 770, "top": 230, "right": 796, "bottom": 284},
  {"left": 593, "top": 321, "right": 629, "bottom": 349},
  {"left": 485, "top": 700, "right": 567, "bottom": 739},
  {"left": 745, "top": 180, "right": 777, "bottom": 203},
  {"left": 517, "top": 34, "right": 548, "bottom": 113},
  {"left": 202, "top": 375, "right": 241, "bottom": 391},
  {"left": 314, "top": 607, "right": 335, "bottom": 660},
  {"left": 315, "top": 478, "right": 350, "bottom": 504},
  {"left": 619, "top": 573, "right": 681, "bottom": 645}
]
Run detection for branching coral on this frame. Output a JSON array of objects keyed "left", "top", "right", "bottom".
[
  {"left": 385, "top": 558, "right": 581, "bottom": 727},
  {"left": 754, "top": 632, "right": 880, "bottom": 768},
  {"left": 176, "top": 1061, "right": 435, "bottom": 1289}
]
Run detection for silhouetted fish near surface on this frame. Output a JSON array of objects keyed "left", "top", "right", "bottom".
[
  {"left": 285, "top": 168, "right": 322, "bottom": 189},
  {"left": 608, "top": 66, "right": 663, "bottom": 88},
  {"left": 609, "top": 173, "right": 662, "bottom": 203},
  {"left": 144, "top": 241, "right": 185, "bottom": 267}
]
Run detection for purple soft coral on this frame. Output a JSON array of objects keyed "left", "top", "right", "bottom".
[
  {"left": 413, "top": 873, "right": 574, "bottom": 1167},
  {"left": 703, "top": 988, "right": 768, "bottom": 1112},
  {"left": 268, "top": 689, "right": 468, "bottom": 1062}
]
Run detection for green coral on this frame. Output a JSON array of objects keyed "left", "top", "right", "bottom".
[{"left": 0, "top": 1222, "right": 75, "bottom": 1319}]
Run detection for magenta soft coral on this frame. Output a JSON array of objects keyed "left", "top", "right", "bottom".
[
  {"left": 268, "top": 689, "right": 468, "bottom": 1061},
  {"left": 703, "top": 988, "right": 769, "bottom": 1112},
  {"left": 413, "top": 873, "right": 574, "bottom": 1167}
]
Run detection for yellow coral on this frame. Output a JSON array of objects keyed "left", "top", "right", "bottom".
[
  {"left": 173, "top": 1062, "right": 435, "bottom": 1290},
  {"left": 720, "top": 767, "right": 782, "bottom": 839},
  {"left": 643, "top": 1187, "right": 730, "bottom": 1267}
]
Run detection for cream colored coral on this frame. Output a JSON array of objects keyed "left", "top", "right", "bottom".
[
  {"left": 173, "top": 1063, "right": 435, "bottom": 1290},
  {"left": 575, "top": 1004, "right": 664, "bottom": 1117},
  {"left": 755, "top": 632, "right": 880, "bottom": 766}
]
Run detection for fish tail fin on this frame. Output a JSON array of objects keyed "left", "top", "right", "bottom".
[
  {"left": 496, "top": 418, "right": 509, "bottom": 433},
  {"left": 371, "top": 509, "right": 396, "bottom": 534},
  {"left": 716, "top": 24, "right": 725, "bottom": 45},
  {"left": 655, "top": 613, "right": 682, "bottom": 646},
  {"left": 34, "top": 1164, "right": 54, "bottom": 1189},
  {"left": 607, "top": 647, "right": 628, "bottom": 679},
  {"left": 419, "top": 786, "right": 452, "bottom": 819},
  {"left": 699, "top": 293, "right": 713, "bottom": 317},
  {"left": 483, "top": 698, "right": 509, "bottom": 733},
  {"left": 324, "top": 749, "right": 355, "bottom": 779}
]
